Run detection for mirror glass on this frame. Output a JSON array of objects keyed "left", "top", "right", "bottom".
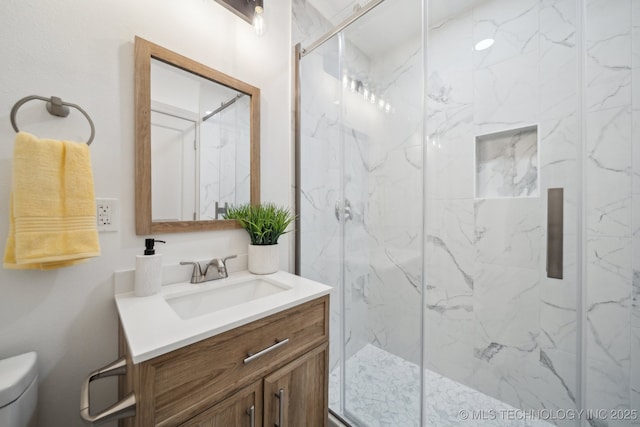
[
  {"left": 135, "top": 37, "right": 260, "bottom": 235},
  {"left": 150, "top": 59, "right": 251, "bottom": 222}
]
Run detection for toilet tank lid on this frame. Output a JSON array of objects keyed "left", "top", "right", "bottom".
[{"left": 0, "top": 352, "right": 38, "bottom": 408}]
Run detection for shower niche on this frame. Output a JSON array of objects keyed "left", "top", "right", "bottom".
[{"left": 475, "top": 125, "right": 539, "bottom": 199}]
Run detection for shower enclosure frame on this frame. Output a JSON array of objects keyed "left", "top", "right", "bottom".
[{"left": 289, "top": 0, "right": 628, "bottom": 426}]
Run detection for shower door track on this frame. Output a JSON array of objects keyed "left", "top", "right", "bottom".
[
  {"left": 298, "top": 0, "right": 386, "bottom": 59},
  {"left": 329, "top": 408, "right": 353, "bottom": 427}
]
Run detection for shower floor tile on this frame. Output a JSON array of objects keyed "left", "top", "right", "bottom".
[{"left": 329, "top": 344, "right": 551, "bottom": 427}]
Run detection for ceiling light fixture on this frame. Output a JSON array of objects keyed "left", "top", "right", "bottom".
[
  {"left": 474, "top": 38, "right": 495, "bottom": 51},
  {"left": 215, "top": 0, "right": 265, "bottom": 36}
]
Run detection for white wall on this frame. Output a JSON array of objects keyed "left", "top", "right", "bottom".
[{"left": 0, "top": 1, "right": 291, "bottom": 426}]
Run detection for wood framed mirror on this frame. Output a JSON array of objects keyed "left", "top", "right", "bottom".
[{"left": 134, "top": 36, "right": 260, "bottom": 235}]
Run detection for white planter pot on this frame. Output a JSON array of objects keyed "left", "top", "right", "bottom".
[{"left": 248, "top": 244, "right": 279, "bottom": 274}]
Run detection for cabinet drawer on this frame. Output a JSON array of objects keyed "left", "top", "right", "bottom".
[{"left": 125, "top": 295, "right": 329, "bottom": 427}]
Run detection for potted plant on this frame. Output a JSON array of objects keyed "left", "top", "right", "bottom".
[{"left": 225, "top": 203, "right": 295, "bottom": 274}]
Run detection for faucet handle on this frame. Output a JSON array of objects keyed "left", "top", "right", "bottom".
[
  {"left": 180, "top": 261, "right": 202, "bottom": 283},
  {"left": 213, "top": 254, "right": 237, "bottom": 278},
  {"left": 222, "top": 254, "right": 237, "bottom": 264}
]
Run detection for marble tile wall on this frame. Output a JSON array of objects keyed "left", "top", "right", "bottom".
[
  {"left": 425, "top": 0, "right": 581, "bottom": 423},
  {"left": 475, "top": 126, "right": 539, "bottom": 198},
  {"left": 585, "top": 0, "right": 637, "bottom": 425},
  {"left": 425, "top": 0, "right": 639, "bottom": 424},
  {"left": 537, "top": 0, "right": 582, "bottom": 414},
  {"left": 292, "top": 0, "right": 334, "bottom": 49},
  {"left": 361, "top": 31, "right": 424, "bottom": 365}
]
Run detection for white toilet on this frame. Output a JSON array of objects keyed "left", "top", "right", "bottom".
[{"left": 0, "top": 352, "right": 38, "bottom": 427}]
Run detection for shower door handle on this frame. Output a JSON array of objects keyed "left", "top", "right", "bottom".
[
  {"left": 335, "top": 199, "right": 352, "bottom": 222},
  {"left": 546, "top": 188, "right": 563, "bottom": 279}
]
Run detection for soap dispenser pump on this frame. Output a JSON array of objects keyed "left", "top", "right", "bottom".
[
  {"left": 144, "top": 238, "right": 163, "bottom": 255},
  {"left": 135, "top": 238, "right": 166, "bottom": 297}
]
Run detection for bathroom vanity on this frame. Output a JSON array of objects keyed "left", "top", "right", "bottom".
[{"left": 114, "top": 271, "right": 331, "bottom": 427}]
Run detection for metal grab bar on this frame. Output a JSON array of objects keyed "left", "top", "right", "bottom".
[
  {"left": 10, "top": 95, "right": 96, "bottom": 145},
  {"left": 243, "top": 338, "right": 290, "bottom": 364},
  {"left": 80, "top": 357, "right": 136, "bottom": 425}
]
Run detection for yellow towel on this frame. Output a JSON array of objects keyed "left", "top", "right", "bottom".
[{"left": 3, "top": 132, "right": 101, "bottom": 270}]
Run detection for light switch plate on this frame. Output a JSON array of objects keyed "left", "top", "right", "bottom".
[{"left": 96, "top": 198, "right": 118, "bottom": 232}]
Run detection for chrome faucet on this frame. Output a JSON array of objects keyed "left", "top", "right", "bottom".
[{"left": 180, "top": 255, "right": 237, "bottom": 284}]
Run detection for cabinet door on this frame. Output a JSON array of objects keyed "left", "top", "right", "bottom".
[
  {"left": 180, "top": 380, "right": 262, "bottom": 427},
  {"left": 264, "top": 343, "right": 328, "bottom": 427}
]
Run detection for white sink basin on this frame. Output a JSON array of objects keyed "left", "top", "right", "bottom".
[
  {"left": 165, "top": 278, "right": 291, "bottom": 320},
  {"left": 116, "top": 270, "right": 332, "bottom": 363}
]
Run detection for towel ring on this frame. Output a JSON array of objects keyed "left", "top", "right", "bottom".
[{"left": 10, "top": 95, "right": 96, "bottom": 145}]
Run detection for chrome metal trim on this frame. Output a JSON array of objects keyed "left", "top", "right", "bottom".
[
  {"left": 247, "top": 404, "right": 255, "bottom": 427},
  {"left": 202, "top": 94, "right": 245, "bottom": 122},
  {"left": 328, "top": 409, "right": 353, "bottom": 427},
  {"left": 80, "top": 357, "right": 136, "bottom": 425},
  {"left": 299, "top": 0, "right": 386, "bottom": 58},
  {"left": 243, "top": 338, "right": 290, "bottom": 364},
  {"left": 11, "top": 95, "right": 96, "bottom": 145},
  {"left": 546, "top": 188, "right": 564, "bottom": 279},
  {"left": 275, "top": 388, "right": 285, "bottom": 427},
  {"left": 294, "top": 42, "right": 302, "bottom": 275}
]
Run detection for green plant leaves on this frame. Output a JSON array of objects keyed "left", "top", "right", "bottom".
[{"left": 224, "top": 203, "right": 295, "bottom": 245}]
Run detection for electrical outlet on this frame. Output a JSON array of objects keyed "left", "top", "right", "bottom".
[{"left": 96, "top": 198, "right": 118, "bottom": 232}]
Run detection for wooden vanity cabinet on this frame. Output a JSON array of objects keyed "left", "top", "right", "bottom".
[
  {"left": 118, "top": 295, "right": 329, "bottom": 427},
  {"left": 263, "top": 343, "right": 328, "bottom": 427},
  {"left": 179, "top": 380, "right": 262, "bottom": 427}
]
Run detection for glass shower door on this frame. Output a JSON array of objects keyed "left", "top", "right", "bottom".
[
  {"left": 298, "top": 0, "right": 424, "bottom": 425},
  {"left": 339, "top": 0, "right": 423, "bottom": 425},
  {"left": 423, "top": 0, "right": 581, "bottom": 424},
  {"left": 297, "top": 33, "right": 345, "bottom": 418}
]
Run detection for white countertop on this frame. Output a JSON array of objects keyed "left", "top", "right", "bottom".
[{"left": 115, "top": 270, "right": 331, "bottom": 364}]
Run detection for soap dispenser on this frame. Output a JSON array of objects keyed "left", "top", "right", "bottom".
[{"left": 134, "top": 238, "right": 166, "bottom": 297}]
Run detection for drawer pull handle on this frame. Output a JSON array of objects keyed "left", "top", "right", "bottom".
[
  {"left": 247, "top": 404, "right": 255, "bottom": 427},
  {"left": 243, "top": 338, "right": 290, "bottom": 364},
  {"left": 275, "top": 388, "right": 285, "bottom": 427}
]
